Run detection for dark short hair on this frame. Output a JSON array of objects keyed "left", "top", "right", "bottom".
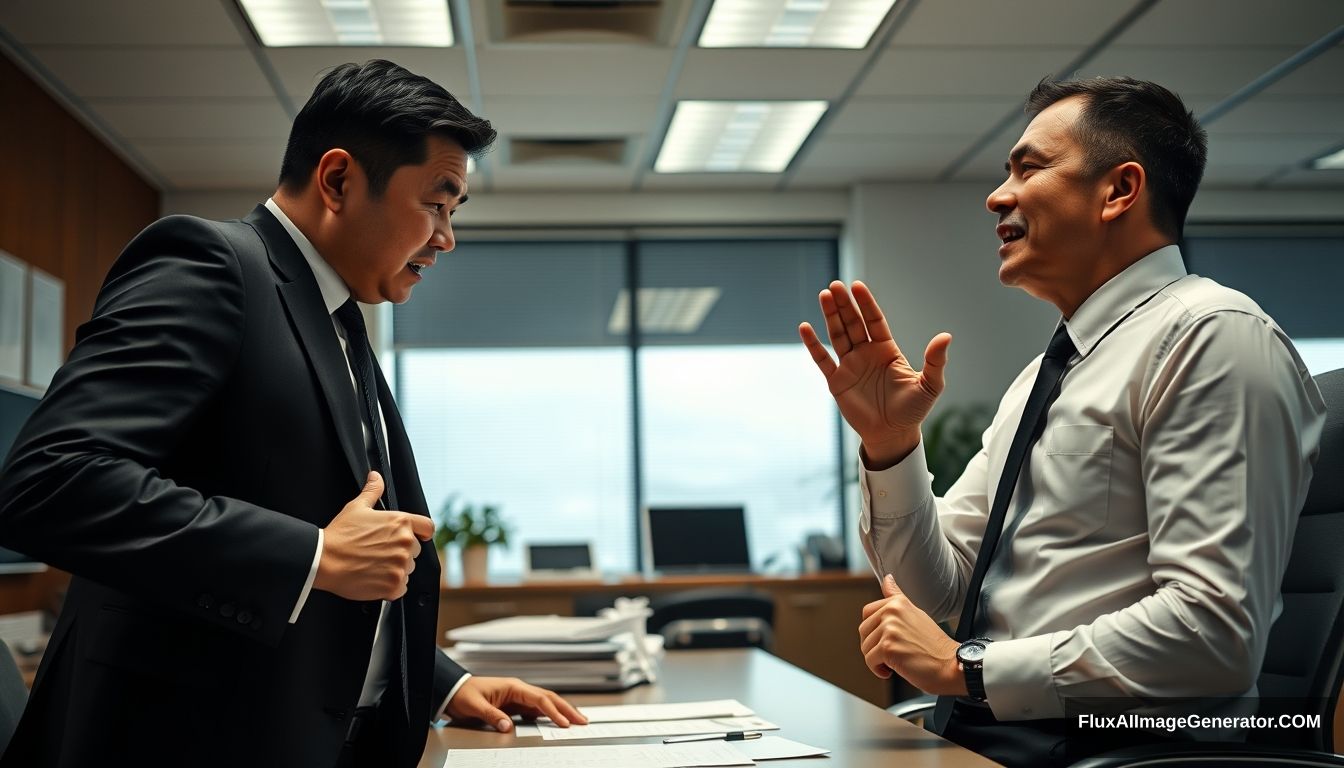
[
  {"left": 1025, "top": 76, "right": 1207, "bottom": 238},
  {"left": 278, "top": 59, "right": 496, "bottom": 197}
]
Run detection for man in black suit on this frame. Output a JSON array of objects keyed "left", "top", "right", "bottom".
[{"left": 0, "top": 60, "right": 585, "bottom": 767}]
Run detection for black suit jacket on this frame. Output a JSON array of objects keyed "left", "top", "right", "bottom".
[{"left": 0, "top": 206, "right": 467, "bottom": 767}]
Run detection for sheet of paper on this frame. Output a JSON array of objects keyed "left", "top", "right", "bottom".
[
  {"left": 559, "top": 699, "right": 755, "bottom": 723},
  {"left": 443, "top": 741, "right": 753, "bottom": 768},
  {"left": 733, "top": 736, "right": 830, "bottom": 761},
  {"left": 537, "top": 715, "right": 778, "bottom": 741},
  {"left": 512, "top": 723, "right": 540, "bottom": 738}
]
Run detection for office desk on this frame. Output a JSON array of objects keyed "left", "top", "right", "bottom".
[
  {"left": 439, "top": 572, "right": 896, "bottom": 706},
  {"left": 419, "top": 648, "right": 1000, "bottom": 767}
]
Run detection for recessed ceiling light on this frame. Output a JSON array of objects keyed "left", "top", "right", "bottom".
[
  {"left": 607, "top": 288, "right": 723, "bottom": 334},
  {"left": 1312, "top": 147, "right": 1344, "bottom": 170},
  {"left": 239, "top": 0, "right": 454, "bottom": 47},
  {"left": 654, "top": 100, "right": 827, "bottom": 173},
  {"left": 699, "top": 0, "right": 897, "bottom": 49}
]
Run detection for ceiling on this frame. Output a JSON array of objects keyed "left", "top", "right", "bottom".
[{"left": 0, "top": 0, "right": 1341, "bottom": 195}]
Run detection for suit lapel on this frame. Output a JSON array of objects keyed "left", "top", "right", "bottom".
[{"left": 245, "top": 205, "right": 368, "bottom": 493}]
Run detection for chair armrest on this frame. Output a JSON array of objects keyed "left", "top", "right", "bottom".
[
  {"left": 1069, "top": 740, "right": 1344, "bottom": 767},
  {"left": 887, "top": 693, "right": 937, "bottom": 721}
]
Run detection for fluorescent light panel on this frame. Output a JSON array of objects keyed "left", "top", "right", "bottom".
[
  {"left": 699, "top": 0, "right": 897, "bottom": 49},
  {"left": 655, "top": 100, "right": 826, "bottom": 173},
  {"left": 607, "top": 288, "right": 723, "bottom": 335},
  {"left": 239, "top": 0, "right": 453, "bottom": 47},
  {"left": 1313, "top": 148, "right": 1344, "bottom": 170}
]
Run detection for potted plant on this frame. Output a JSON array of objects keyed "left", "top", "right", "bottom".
[{"left": 434, "top": 496, "right": 511, "bottom": 584}]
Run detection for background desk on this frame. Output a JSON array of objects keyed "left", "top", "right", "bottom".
[
  {"left": 420, "top": 648, "right": 998, "bottom": 767},
  {"left": 439, "top": 572, "right": 898, "bottom": 707}
]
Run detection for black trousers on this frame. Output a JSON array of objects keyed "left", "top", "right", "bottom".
[{"left": 941, "top": 701, "right": 1180, "bottom": 768}]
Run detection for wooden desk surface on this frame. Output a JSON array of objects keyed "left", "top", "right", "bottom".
[{"left": 419, "top": 649, "right": 1000, "bottom": 768}]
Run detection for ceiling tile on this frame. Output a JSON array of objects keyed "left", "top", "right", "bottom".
[
  {"left": 266, "top": 47, "right": 472, "bottom": 108},
  {"left": 90, "top": 100, "right": 292, "bottom": 140},
  {"left": 1207, "top": 134, "right": 1341, "bottom": 169},
  {"left": 136, "top": 139, "right": 285, "bottom": 189},
  {"left": 1258, "top": 48, "right": 1344, "bottom": 98},
  {"left": 0, "top": 0, "right": 239, "bottom": 46},
  {"left": 856, "top": 47, "right": 1085, "bottom": 98},
  {"left": 1267, "top": 168, "right": 1344, "bottom": 190},
  {"left": 26, "top": 46, "right": 274, "bottom": 99},
  {"left": 641, "top": 173, "right": 786, "bottom": 191},
  {"left": 491, "top": 165, "right": 637, "bottom": 192},
  {"left": 475, "top": 48, "right": 673, "bottom": 97},
  {"left": 675, "top": 49, "right": 865, "bottom": 99},
  {"left": 1081, "top": 46, "right": 1307, "bottom": 101},
  {"left": 825, "top": 97, "right": 1021, "bottom": 136},
  {"left": 796, "top": 135, "right": 973, "bottom": 177},
  {"left": 890, "top": 0, "right": 1140, "bottom": 47},
  {"left": 1207, "top": 97, "right": 1344, "bottom": 136},
  {"left": 482, "top": 97, "right": 659, "bottom": 137},
  {"left": 1114, "top": 0, "right": 1344, "bottom": 46}
]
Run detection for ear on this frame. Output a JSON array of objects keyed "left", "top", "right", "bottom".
[
  {"left": 1100, "top": 161, "right": 1145, "bottom": 224},
  {"left": 315, "top": 149, "right": 355, "bottom": 213}
]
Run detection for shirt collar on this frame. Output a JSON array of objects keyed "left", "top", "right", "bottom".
[
  {"left": 264, "top": 197, "right": 350, "bottom": 316},
  {"left": 1064, "top": 244, "right": 1186, "bottom": 358}
]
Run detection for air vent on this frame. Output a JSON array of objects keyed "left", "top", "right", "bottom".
[
  {"left": 509, "top": 138, "right": 628, "bottom": 166},
  {"left": 492, "top": 1, "right": 677, "bottom": 44}
]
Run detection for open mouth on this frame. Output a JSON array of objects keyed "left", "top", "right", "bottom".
[
  {"left": 407, "top": 262, "right": 425, "bottom": 276},
  {"left": 996, "top": 223, "right": 1025, "bottom": 244}
]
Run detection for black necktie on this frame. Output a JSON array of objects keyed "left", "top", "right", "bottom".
[
  {"left": 334, "top": 300, "right": 397, "bottom": 510},
  {"left": 929, "top": 322, "right": 1076, "bottom": 732},
  {"left": 333, "top": 299, "right": 409, "bottom": 721}
]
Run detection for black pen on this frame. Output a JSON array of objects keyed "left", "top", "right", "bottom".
[{"left": 663, "top": 731, "right": 763, "bottom": 744}]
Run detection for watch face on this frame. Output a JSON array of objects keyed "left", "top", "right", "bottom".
[{"left": 959, "top": 642, "right": 986, "bottom": 662}]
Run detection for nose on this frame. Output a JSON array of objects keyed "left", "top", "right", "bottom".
[
  {"left": 428, "top": 214, "right": 455, "bottom": 253},
  {"left": 986, "top": 177, "right": 1015, "bottom": 216}
]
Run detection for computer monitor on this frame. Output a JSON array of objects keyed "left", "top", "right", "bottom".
[
  {"left": 523, "top": 542, "right": 599, "bottom": 580},
  {"left": 641, "top": 505, "right": 751, "bottom": 575}
]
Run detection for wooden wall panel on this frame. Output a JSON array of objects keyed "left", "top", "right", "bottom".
[{"left": 0, "top": 48, "right": 160, "bottom": 616}]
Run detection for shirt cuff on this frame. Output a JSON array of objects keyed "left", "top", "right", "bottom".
[
  {"left": 983, "top": 633, "right": 1064, "bottom": 720},
  {"left": 858, "top": 439, "right": 935, "bottom": 534},
  {"left": 288, "top": 528, "right": 323, "bottom": 625},
  {"left": 434, "top": 672, "right": 473, "bottom": 722}
]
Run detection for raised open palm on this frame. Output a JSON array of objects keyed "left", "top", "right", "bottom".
[{"left": 799, "top": 281, "right": 952, "bottom": 466}]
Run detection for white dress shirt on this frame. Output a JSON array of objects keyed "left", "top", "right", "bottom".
[
  {"left": 264, "top": 199, "right": 469, "bottom": 718},
  {"left": 860, "top": 245, "right": 1326, "bottom": 722}
]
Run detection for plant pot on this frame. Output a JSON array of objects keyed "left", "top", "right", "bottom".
[{"left": 461, "top": 545, "right": 489, "bottom": 584}]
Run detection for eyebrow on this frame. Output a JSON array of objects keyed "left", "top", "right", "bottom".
[
  {"left": 433, "top": 176, "right": 466, "bottom": 204},
  {"left": 1005, "top": 143, "right": 1038, "bottom": 173}
]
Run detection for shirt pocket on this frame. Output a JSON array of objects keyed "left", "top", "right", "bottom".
[{"left": 1039, "top": 424, "right": 1114, "bottom": 536}]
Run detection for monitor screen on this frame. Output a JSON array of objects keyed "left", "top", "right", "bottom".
[
  {"left": 644, "top": 506, "right": 750, "bottom": 573},
  {"left": 526, "top": 543, "right": 593, "bottom": 571},
  {"left": 0, "top": 385, "right": 46, "bottom": 573}
]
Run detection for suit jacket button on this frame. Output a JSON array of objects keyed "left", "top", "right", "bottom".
[
  {"left": 198, "top": 594, "right": 214, "bottom": 609},
  {"left": 417, "top": 594, "right": 430, "bottom": 607},
  {"left": 236, "top": 609, "right": 252, "bottom": 625},
  {"left": 219, "top": 603, "right": 236, "bottom": 618}
]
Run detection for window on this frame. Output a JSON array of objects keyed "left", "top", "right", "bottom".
[
  {"left": 394, "top": 233, "right": 843, "bottom": 577},
  {"left": 1184, "top": 226, "right": 1344, "bottom": 375}
]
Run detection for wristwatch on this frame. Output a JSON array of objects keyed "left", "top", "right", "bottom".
[{"left": 956, "top": 638, "right": 992, "bottom": 702}]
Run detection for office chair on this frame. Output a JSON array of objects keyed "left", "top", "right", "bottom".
[
  {"left": 647, "top": 588, "right": 775, "bottom": 652},
  {"left": 0, "top": 638, "right": 29, "bottom": 756},
  {"left": 888, "top": 368, "right": 1344, "bottom": 767}
]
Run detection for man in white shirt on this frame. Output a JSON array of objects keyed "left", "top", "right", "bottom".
[{"left": 800, "top": 76, "right": 1325, "bottom": 766}]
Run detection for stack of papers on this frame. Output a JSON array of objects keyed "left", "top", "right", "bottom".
[{"left": 446, "top": 609, "right": 663, "bottom": 692}]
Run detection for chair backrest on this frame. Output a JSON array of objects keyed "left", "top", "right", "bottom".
[
  {"left": 1256, "top": 368, "right": 1344, "bottom": 751},
  {"left": 647, "top": 588, "right": 775, "bottom": 651},
  {"left": 0, "top": 638, "right": 29, "bottom": 756}
]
